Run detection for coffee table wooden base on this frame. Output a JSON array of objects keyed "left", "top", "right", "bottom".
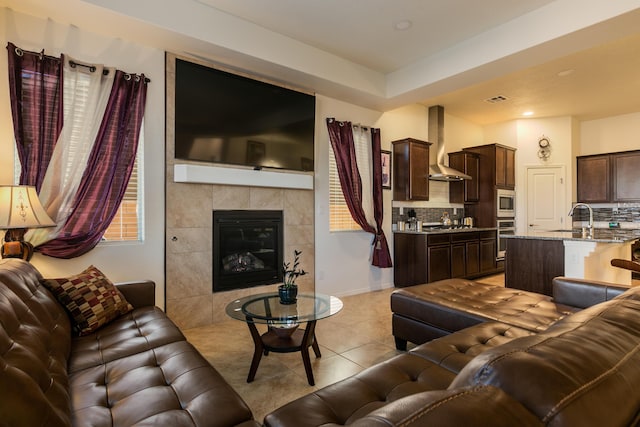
[{"left": 246, "top": 320, "right": 321, "bottom": 386}]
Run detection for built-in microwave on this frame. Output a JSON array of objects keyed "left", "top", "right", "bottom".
[{"left": 496, "top": 189, "right": 516, "bottom": 218}]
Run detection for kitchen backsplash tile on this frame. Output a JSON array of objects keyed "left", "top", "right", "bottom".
[
  {"left": 570, "top": 204, "right": 640, "bottom": 228},
  {"left": 392, "top": 207, "right": 464, "bottom": 224}
]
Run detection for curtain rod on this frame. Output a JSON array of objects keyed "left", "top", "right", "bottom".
[
  {"left": 326, "top": 117, "right": 375, "bottom": 131},
  {"left": 69, "top": 60, "right": 151, "bottom": 83},
  {"left": 13, "top": 46, "right": 151, "bottom": 83}
]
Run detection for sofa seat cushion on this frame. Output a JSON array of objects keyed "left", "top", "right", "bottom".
[
  {"left": 69, "top": 306, "right": 186, "bottom": 373},
  {"left": 410, "top": 321, "right": 534, "bottom": 374},
  {"left": 42, "top": 265, "right": 133, "bottom": 336},
  {"left": 69, "top": 340, "right": 255, "bottom": 427},
  {"left": 392, "top": 279, "right": 578, "bottom": 334},
  {"left": 451, "top": 297, "right": 640, "bottom": 426}
]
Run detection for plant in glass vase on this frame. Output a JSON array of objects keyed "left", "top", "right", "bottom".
[{"left": 279, "top": 249, "right": 306, "bottom": 304}]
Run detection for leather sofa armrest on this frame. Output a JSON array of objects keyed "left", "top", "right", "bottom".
[
  {"left": 115, "top": 280, "right": 156, "bottom": 308},
  {"left": 552, "top": 276, "right": 628, "bottom": 309}
]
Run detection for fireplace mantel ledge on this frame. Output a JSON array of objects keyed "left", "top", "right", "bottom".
[{"left": 174, "top": 164, "right": 314, "bottom": 190}]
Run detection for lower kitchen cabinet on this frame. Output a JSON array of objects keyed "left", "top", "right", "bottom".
[
  {"left": 479, "top": 231, "right": 497, "bottom": 272},
  {"left": 394, "top": 230, "right": 498, "bottom": 287},
  {"left": 427, "top": 234, "right": 451, "bottom": 283},
  {"left": 393, "top": 233, "right": 427, "bottom": 287}
]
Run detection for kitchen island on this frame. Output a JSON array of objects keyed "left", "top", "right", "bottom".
[{"left": 503, "top": 228, "right": 639, "bottom": 295}]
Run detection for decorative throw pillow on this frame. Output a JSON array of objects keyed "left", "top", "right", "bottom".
[{"left": 42, "top": 265, "right": 133, "bottom": 336}]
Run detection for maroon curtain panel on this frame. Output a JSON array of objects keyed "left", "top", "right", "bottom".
[
  {"left": 326, "top": 118, "right": 392, "bottom": 268},
  {"left": 38, "top": 71, "right": 148, "bottom": 258},
  {"left": 369, "top": 128, "right": 392, "bottom": 267},
  {"left": 6, "top": 42, "right": 63, "bottom": 191}
]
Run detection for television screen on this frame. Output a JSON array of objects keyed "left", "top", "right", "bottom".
[{"left": 175, "top": 59, "right": 315, "bottom": 172}]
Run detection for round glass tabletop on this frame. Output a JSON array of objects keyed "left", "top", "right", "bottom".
[{"left": 225, "top": 292, "right": 343, "bottom": 324}]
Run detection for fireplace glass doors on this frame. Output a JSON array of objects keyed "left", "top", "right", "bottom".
[{"left": 213, "top": 210, "right": 283, "bottom": 292}]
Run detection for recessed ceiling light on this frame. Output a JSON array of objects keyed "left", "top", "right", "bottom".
[
  {"left": 557, "top": 69, "right": 574, "bottom": 77},
  {"left": 394, "top": 20, "right": 412, "bottom": 31},
  {"left": 522, "top": 111, "right": 534, "bottom": 117}
]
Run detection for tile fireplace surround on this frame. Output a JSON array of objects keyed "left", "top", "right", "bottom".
[{"left": 165, "top": 54, "right": 314, "bottom": 330}]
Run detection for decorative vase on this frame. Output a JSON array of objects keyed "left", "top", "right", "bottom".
[{"left": 278, "top": 284, "right": 298, "bottom": 304}]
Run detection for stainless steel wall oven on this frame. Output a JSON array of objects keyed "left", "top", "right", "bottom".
[{"left": 497, "top": 218, "right": 515, "bottom": 259}]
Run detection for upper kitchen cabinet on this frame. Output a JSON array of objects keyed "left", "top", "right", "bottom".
[
  {"left": 496, "top": 145, "right": 516, "bottom": 188},
  {"left": 613, "top": 151, "right": 640, "bottom": 202},
  {"left": 577, "top": 154, "right": 611, "bottom": 203},
  {"left": 449, "top": 151, "right": 480, "bottom": 203},
  {"left": 464, "top": 143, "right": 516, "bottom": 190},
  {"left": 392, "top": 138, "right": 431, "bottom": 201},
  {"left": 578, "top": 150, "right": 640, "bottom": 203}
]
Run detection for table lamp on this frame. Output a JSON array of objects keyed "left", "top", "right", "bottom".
[{"left": 0, "top": 185, "right": 55, "bottom": 261}]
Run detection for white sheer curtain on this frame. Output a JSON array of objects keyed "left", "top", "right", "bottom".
[
  {"left": 29, "top": 56, "right": 115, "bottom": 246},
  {"left": 352, "top": 124, "right": 376, "bottom": 230}
]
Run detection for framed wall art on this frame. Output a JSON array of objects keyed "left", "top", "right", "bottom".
[{"left": 381, "top": 150, "right": 391, "bottom": 189}]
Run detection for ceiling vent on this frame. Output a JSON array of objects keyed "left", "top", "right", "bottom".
[{"left": 485, "top": 95, "right": 509, "bottom": 103}]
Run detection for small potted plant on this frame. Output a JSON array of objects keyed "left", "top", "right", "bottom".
[{"left": 279, "top": 249, "right": 306, "bottom": 304}]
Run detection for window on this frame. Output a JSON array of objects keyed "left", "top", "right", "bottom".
[
  {"left": 102, "top": 148, "right": 143, "bottom": 242},
  {"left": 15, "top": 68, "right": 143, "bottom": 243},
  {"left": 329, "top": 149, "right": 360, "bottom": 231},
  {"left": 328, "top": 128, "right": 371, "bottom": 232}
]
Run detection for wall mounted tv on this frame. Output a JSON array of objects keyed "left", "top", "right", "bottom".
[{"left": 174, "top": 59, "right": 315, "bottom": 172}]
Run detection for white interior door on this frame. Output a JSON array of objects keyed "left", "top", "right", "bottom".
[{"left": 526, "top": 166, "right": 566, "bottom": 231}]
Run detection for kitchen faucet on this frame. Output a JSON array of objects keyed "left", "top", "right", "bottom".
[{"left": 568, "top": 203, "right": 594, "bottom": 231}]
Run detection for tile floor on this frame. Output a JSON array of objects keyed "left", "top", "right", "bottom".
[{"left": 183, "top": 274, "right": 503, "bottom": 422}]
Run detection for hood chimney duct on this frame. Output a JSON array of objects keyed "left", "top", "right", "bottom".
[{"left": 428, "top": 105, "right": 471, "bottom": 181}]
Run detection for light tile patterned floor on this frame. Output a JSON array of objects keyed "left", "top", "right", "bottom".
[{"left": 183, "top": 274, "right": 504, "bottom": 423}]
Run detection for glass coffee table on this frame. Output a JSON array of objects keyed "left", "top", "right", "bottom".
[{"left": 226, "top": 292, "right": 343, "bottom": 386}]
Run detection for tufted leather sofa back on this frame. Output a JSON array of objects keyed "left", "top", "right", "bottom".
[
  {"left": 0, "top": 259, "right": 72, "bottom": 427},
  {"left": 451, "top": 293, "right": 640, "bottom": 426}
]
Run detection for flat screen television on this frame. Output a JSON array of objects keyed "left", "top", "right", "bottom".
[{"left": 174, "top": 59, "right": 315, "bottom": 172}]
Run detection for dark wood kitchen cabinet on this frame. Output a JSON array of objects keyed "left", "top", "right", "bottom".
[
  {"left": 505, "top": 238, "right": 564, "bottom": 296},
  {"left": 496, "top": 145, "right": 516, "bottom": 189},
  {"left": 449, "top": 151, "right": 480, "bottom": 203},
  {"left": 462, "top": 143, "right": 516, "bottom": 228},
  {"left": 451, "top": 232, "right": 480, "bottom": 278},
  {"left": 392, "top": 138, "right": 431, "bottom": 201},
  {"left": 427, "top": 234, "right": 451, "bottom": 283},
  {"left": 613, "top": 151, "right": 640, "bottom": 202},
  {"left": 393, "top": 233, "right": 427, "bottom": 287},
  {"left": 394, "top": 230, "right": 498, "bottom": 287},
  {"left": 479, "top": 231, "right": 497, "bottom": 273},
  {"left": 577, "top": 154, "right": 611, "bottom": 203},
  {"left": 577, "top": 150, "right": 640, "bottom": 203}
]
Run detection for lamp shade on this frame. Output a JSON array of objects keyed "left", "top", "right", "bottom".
[{"left": 0, "top": 185, "right": 56, "bottom": 229}]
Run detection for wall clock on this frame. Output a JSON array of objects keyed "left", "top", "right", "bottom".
[{"left": 538, "top": 136, "right": 551, "bottom": 160}]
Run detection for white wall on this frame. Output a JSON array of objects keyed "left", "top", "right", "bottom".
[
  {"left": 0, "top": 9, "right": 166, "bottom": 306},
  {"left": 580, "top": 112, "right": 640, "bottom": 155},
  {"left": 314, "top": 95, "right": 389, "bottom": 296},
  {"left": 485, "top": 117, "right": 575, "bottom": 231}
]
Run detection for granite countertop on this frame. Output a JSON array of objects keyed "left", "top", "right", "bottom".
[
  {"left": 502, "top": 228, "right": 640, "bottom": 243},
  {"left": 395, "top": 226, "right": 497, "bottom": 235}
]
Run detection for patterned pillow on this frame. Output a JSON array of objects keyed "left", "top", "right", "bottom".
[{"left": 42, "top": 265, "right": 133, "bottom": 336}]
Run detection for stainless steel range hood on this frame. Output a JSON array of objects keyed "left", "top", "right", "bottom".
[{"left": 428, "top": 105, "right": 471, "bottom": 182}]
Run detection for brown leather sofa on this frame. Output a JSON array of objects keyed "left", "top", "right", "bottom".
[
  {"left": 0, "top": 258, "right": 260, "bottom": 427},
  {"left": 264, "top": 277, "right": 640, "bottom": 426}
]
